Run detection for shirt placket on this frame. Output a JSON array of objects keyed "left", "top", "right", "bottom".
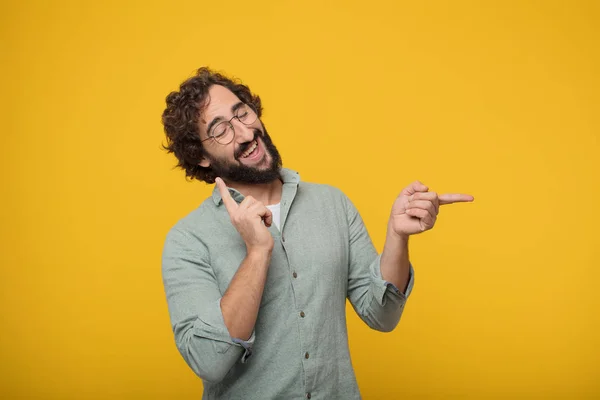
[{"left": 279, "top": 181, "right": 315, "bottom": 399}]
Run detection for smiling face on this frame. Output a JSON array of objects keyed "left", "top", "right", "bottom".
[{"left": 198, "top": 85, "right": 282, "bottom": 184}]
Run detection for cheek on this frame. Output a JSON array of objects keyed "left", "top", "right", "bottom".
[{"left": 207, "top": 143, "right": 236, "bottom": 161}]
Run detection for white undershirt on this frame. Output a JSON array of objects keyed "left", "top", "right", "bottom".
[{"left": 266, "top": 203, "right": 281, "bottom": 231}]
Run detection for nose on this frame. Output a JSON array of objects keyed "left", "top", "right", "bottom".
[{"left": 233, "top": 118, "right": 255, "bottom": 143}]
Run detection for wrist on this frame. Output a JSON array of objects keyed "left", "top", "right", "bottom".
[
  {"left": 386, "top": 222, "right": 409, "bottom": 245},
  {"left": 246, "top": 245, "right": 273, "bottom": 260}
]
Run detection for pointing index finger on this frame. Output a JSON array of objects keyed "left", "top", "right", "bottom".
[
  {"left": 215, "top": 177, "right": 238, "bottom": 214},
  {"left": 438, "top": 193, "right": 475, "bottom": 205}
]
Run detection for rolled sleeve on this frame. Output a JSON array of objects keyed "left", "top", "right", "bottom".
[
  {"left": 343, "top": 191, "right": 414, "bottom": 332},
  {"left": 231, "top": 332, "right": 255, "bottom": 363},
  {"left": 369, "top": 254, "right": 414, "bottom": 306},
  {"left": 383, "top": 264, "right": 415, "bottom": 299},
  {"left": 163, "top": 228, "right": 252, "bottom": 383}
]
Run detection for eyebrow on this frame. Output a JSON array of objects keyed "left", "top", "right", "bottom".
[{"left": 206, "top": 102, "right": 245, "bottom": 134}]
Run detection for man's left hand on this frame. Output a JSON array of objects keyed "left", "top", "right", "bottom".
[{"left": 389, "top": 181, "right": 474, "bottom": 238}]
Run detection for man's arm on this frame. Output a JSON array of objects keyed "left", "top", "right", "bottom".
[
  {"left": 344, "top": 181, "right": 472, "bottom": 332},
  {"left": 162, "top": 228, "right": 249, "bottom": 384},
  {"left": 216, "top": 177, "right": 274, "bottom": 341},
  {"left": 383, "top": 180, "right": 474, "bottom": 289},
  {"left": 380, "top": 228, "right": 411, "bottom": 293},
  {"left": 220, "top": 248, "right": 272, "bottom": 340},
  {"left": 343, "top": 190, "right": 412, "bottom": 333},
  {"left": 161, "top": 179, "right": 274, "bottom": 383}
]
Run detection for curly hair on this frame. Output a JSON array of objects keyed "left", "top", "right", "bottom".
[{"left": 162, "top": 67, "right": 263, "bottom": 183}]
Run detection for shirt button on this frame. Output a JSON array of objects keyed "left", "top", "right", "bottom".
[
  {"left": 306, "top": 393, "right": 311, "bottom": 399},
  {"left": 292, "top": 272, "right": 297, "bottom": 278},
  {"left": 300, "top": 311, "right": 305, "bottom": 318},
  {"left": 304, "top": 352, "right": 309, "bottom": 359}
]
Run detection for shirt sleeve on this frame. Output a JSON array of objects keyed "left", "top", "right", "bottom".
[
  {"left": 385, "top": 268, "right": 415, "bottom": 297},
  {"left": 342, "top": 192, "right": 415, "bottom": 332},
  {"left": 162, "top": 227, "right": 254, "bottom": 383}
]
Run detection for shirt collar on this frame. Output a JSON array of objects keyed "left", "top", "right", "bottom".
[{"left": 211, "top": 168, "right": 301, "bottom": 206}]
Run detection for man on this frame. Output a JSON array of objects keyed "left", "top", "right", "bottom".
[{"left": 161, "top": 67, "right": 473, "bottom": 399}]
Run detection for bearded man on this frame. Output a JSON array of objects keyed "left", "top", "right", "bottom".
[{"left": 161, "top": 67, "right": 473, "bottom": 399}]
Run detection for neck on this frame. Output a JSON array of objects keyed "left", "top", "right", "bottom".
[{"left": 225, "top": 178, "right": 283, "bottom": 206}]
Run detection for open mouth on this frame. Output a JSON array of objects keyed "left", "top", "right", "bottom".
[{"left": 239, "top": 140, "right": 259, "bottom": 159}]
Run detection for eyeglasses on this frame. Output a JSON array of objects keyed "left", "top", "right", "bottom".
[{"left": 201, "top": 104, "right": 258, "bottom": 145}]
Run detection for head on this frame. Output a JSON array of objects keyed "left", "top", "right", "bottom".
[{"left": 162, "top": 67, "right": 282, "bottom": 184}]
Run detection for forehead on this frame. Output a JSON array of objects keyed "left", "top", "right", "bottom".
[{"left": 200, "top": 85, "right": 241, "bottom": 126}]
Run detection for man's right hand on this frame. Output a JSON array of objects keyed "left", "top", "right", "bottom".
[{"left": 216, "top": 177, "right": 274, "bottom": 253}]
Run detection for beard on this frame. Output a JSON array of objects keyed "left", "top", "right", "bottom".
[{"left": 206, "top": 126, "right": 283, "bottom": 185}]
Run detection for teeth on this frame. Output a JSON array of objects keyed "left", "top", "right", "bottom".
[{"left": 241, "top": 140, "right": 258, "bottom": 158}]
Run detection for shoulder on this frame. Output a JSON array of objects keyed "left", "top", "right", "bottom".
[{"left": 164, "top": 197, "right": 217, "bottom": 247}]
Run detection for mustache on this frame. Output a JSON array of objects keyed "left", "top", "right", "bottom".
[{"left": 234, "top": 129, "right": 263, "bottom": 159}]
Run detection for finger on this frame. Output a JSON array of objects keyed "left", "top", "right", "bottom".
[
  {"left": 410, "top": 192, "right": 440, "bottom": 212},
  {"left": 401, "top": 181, "right": 429, "bottom": 196},
  {"left": 263, "top": 208, "right": 273, "bottom": 227},
  {"left": 439, "top": 193, "right": 475, "bottom": 205},
  {"left": 239, "top": 195, "right": 257, "bottom": 210},
  {"left": 248, "top": 202, "right": 273, "bottom": 227},
  {"left": 406, "top": 200, "right": 437, "bottom": 220},
  {"left": 411, "top": 191, "right": 438, "bottom": 201},
  {"left": 215, "top": 177, "right": 238, "bottom": 214},
  {"left": 405, "top": 208, "right": 435, "bottom": 230}
]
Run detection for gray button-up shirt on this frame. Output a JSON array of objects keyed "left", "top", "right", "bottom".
[{"left": 162, "top": 168, "right": 414, "bottom": 399}]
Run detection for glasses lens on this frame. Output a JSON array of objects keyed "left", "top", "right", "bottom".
[
  {"left": 236, "top": 105, "right": 257, "bottom": 125},
  {"left": 212, "top": 122, "right": 235, "bottom": 145}
]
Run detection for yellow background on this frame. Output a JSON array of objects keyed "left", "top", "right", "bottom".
[{"left": 2, "top": 0, "right": 599, "bottom": 398}]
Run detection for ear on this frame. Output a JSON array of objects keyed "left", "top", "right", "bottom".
[{"left": 198, "top": 157, "right": 210, "bottom": 168}]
